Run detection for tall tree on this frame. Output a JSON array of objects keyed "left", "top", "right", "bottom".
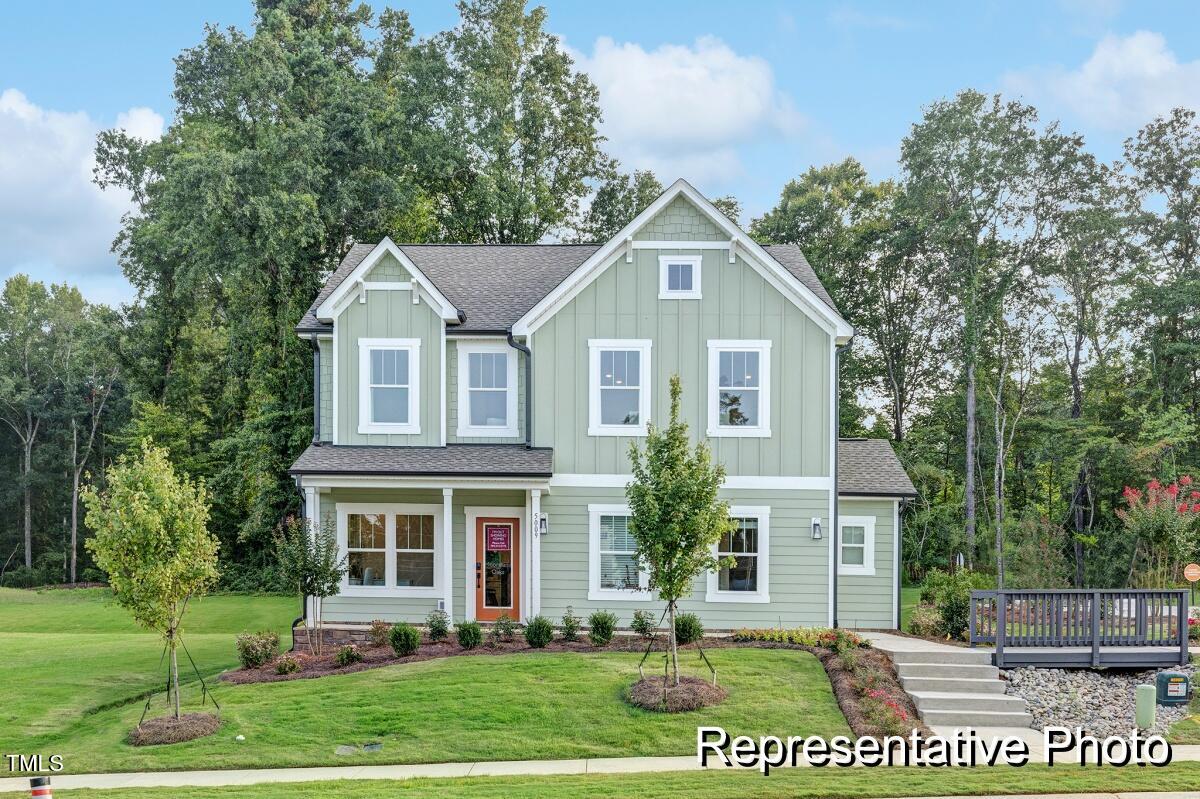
[
  {"left": 431, "top": 0, "right": 608, "bottom": 242},
  {"left": 571, "top": 168, "right": 663, "bottom": 242},
  {"left": 899, "top": 91, "right": 1042, "bottom": 566}
]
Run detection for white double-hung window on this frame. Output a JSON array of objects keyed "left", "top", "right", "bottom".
[
  {"left": 588, "top": 339, "right": 652, "bottom": 436},
  {"left": 588, "top": 504, "right": 650, "bottom": 600},
  {"left": 358, "top": 338, "right": 420, "bottom": 434},
  {"left": 838, "top": 515, "right": 876, "bottom": 576},
  {"left": 658, "top": 254, "right": 702, "bottom": 299},
  {"left": 338, "top": 503, "right": 443, "bottom": 597},
  {"left": 707, "top": 340, "right": 771, "bottom": 437},
  {"left": 706, "top": 507, "right": 770, "bottom": 603},
  {"left": 456, "top": 342, "right": 518, "bottom": 437}
]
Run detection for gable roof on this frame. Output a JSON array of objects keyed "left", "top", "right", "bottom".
[
  {"left": 838, "top": 438, "right": 916, "bottom": 498},
  {"left": 296, "top": 181, "right": 848, "bottom": 335}
]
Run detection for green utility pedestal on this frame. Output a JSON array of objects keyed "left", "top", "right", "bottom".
[
  {"left": 1156, "top": 672, "right": 1191, "bottom": 706},
  {"left": 1136, "top": 684, "right": 1156, "bottom": 729}
]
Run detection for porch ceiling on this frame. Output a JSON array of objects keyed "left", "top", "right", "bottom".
[{"left": 289, "top": 443, "right": 553, "bottom": 478}]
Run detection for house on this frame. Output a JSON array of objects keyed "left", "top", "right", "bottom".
[{"left": 289, "top": 179, "right": 915, "bottom": 636}]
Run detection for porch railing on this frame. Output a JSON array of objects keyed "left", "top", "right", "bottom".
[{"left": 969, "top": 589, "right": 1190, "bottom": 667}]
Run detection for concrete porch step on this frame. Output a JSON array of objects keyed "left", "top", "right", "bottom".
[
  {"left": 918, "top": 708, "right": 1033, "bottom": 728},
  {"left": 883, "top": 648, "right": 993, "bottom": 666},
  {"left": 899, "top": 675, "right": 1007, "bottom": 694},
  {"left": 896, "top": 662, "right": 999, "bottom": 680},
  {"left": 909, "top": 691, "right": 1028, "bottom": 713}
]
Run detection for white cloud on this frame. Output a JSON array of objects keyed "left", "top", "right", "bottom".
[
  {"left": 573, "top": 36, "right": 804, "bottom": 183},
  {"left": 1004, "top": 31, "right": 1200, "bottom": 131},
  {"left": 0, "top": 89, "right": 163, "bottom": 305}
]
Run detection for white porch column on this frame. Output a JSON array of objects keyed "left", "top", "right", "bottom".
[
  {"left": 304, "top": 486, "right": 319, "bottom": 628},
  {"left": 530, "top": 489, "right": 542, "bottom": 617},
  {"left": 442, "top": 488, "right": 454, "bottom": 621}
]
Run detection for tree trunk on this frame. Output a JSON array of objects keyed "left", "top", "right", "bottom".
[
  {"left": 994, "top": 434, "right": 1005, "bottom": 588},
  {"left": 70, "top": 422, "right": 79, "bottom": 584},
  {"left": 667, "top": 601, "right": 679, "bottom": 687},
  {"left": 22, "top": 435, "right": 32, "bottom": 569},
  {"left": 169, "top": 633, "right": 181, "bottom": 719},
  {"left": 964, "top": 359, "right": 976, "bottom": 569}
]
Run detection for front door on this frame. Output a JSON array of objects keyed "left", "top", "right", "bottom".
[{"left": 475, "top": 517, "right": 520, "bottom": 621}]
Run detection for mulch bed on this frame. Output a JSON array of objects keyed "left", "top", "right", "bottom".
[
  {"left": 626, "top": 676, "right": 727, "bottom": 712},
  {"left": 816, "top": 646, "right": 930, "bottom": 739},
  {"left": 127, "top": 712, "right": 220, "bottom": 746}
]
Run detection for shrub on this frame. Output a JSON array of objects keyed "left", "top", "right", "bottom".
[
  {"left": 730, "top": 627, "right": 871, "bottom": 651},
  {"left": 588, "top": 610, "right": 618, "bottom": 646},
  {"left": 927, "top": 568, "right": 991, "bottom": 640},
  {"left": 673, "top": 613, "right": 704, "bottom": 645},
  {"left": 274, "top": 655, "right": 301, "bottom": 675},
  {"left": 456, "top": 621, "right": 483, "bottom": 650},
  {"left": 235, "top": 631, "right": 279, "bottom": 669},
  {"left": 861, "top": 687, "right": 911, "bottom": 736},
  {"left": 367, "top": 619, "right": 392, "bottom": 648},
  {"left": 489, "top": 613, "right": 517, "bottom": 645},
  {"left": 425, "top": 609, "right": 450, "bottom": 642},
  {"left": 524, "top": 615, "right": 554, "bottom": 648},
  {"left": 560, "top": 607, "right": 581, "bottom": 642},
  {"left": 389, "top": 622, "right": 422, "bottom": 656},
  {"left": 631, "top": 609, "right": 658, "bottom": 640},
  {"left": 334, "top": 644, "right": 363, "bottom": 667},
  {"left": 907, "top": 604, "right": 941, "bottom": 638}
]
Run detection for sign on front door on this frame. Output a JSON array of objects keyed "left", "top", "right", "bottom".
[
  {"left": 475, "top": 517, "right": 520, "bottom": 622},
  {"left": 486, "top": 525, "right": 511, "bottom": 551}
]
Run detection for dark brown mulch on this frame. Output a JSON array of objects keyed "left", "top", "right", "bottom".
[
  {"left": 127, "top": 713, "right": 219, "bottom": 746},
  {"left": 816, "top": 647, "right": 930, "bottom": 739},
  {"left": 626, "top": 676, "right": 728, "bottom": 712}
]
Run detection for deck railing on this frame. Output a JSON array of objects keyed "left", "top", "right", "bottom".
[{"left": 969, "top": 589, "right": 1190, "bottom": 667}]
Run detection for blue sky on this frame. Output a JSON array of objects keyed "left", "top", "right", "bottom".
[{"left": 3, "top": 0, "right": 1199, "bottom": 304}]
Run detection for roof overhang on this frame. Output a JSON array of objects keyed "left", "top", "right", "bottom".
[
  {"left": 314, "top": 238, "right": 461, "bottom": 324},
  {"left": 510, "top": 179, "right": 854, "bottom": 341}
]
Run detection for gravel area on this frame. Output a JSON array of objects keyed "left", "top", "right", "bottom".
[{"left": 1002, "top": 664, "right": 1195, "bottom": 737}]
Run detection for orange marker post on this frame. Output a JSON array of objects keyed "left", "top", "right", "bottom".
[{"left": 29, "top": 777, "right": 52, "bottom": 799}]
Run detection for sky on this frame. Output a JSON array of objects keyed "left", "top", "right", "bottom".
[{"left": 3, "top": 0, "right": 1200, "bottom": 306}]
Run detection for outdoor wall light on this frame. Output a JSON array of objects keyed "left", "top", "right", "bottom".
[{"left": 811, "top": 518, "right": 822, "bottom": 540}]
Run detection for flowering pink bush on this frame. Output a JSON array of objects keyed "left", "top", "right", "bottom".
[{"left": 1118, "top": 476, "right": 1200, "bottom": 585}]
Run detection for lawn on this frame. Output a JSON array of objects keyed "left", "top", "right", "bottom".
[
  {"left": 900, "top": 585, "right": 921, "bottom": 631},
  {"left": 5, "top": 764, "right": 1200, "bottom": 799},
  {"left": 23, "top": 648, "right": 846, "bottom": 773},
  {"left": 0, "top": 588, "right": 295, "bottom": 752}
]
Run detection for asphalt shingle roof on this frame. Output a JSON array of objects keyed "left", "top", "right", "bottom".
[
  {"left": 289, "top": 444, "right": 554, "bottom": 477},
  {"left": 838, "top": 438, "right": 916, "bottom": 498},
  {"left": 295, "top": 241, "right": 839, "bottom": 333}
]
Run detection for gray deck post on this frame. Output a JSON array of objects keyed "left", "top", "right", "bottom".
[
  {"left": 995, "top": 591, "right": 1006, "bottom": 669},
  {"left": 1180, "top": 590, "right": 1190, "bottom": 666},
  {"left": 1091, "top": 590, "right": 1101, "bottom": 667}
]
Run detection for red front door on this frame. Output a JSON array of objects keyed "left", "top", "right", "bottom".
[{"left": 475, "top": 517, "right": 520, "bottom": 621}]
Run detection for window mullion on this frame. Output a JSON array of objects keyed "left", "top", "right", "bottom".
[{"left": 385, "top": 513, "right": 396, "bottom": 589}]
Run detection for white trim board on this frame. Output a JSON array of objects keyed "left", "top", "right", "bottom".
[
  {"left": 456, "top": 340, "right": 519, "bottom": 438},
  {"left": 316, "top": 238, "right": 460, "bottom": 323},
  {"left": 549, "top": 474, "right": 833, "bottom": 490},
  {"left": 510, "top": 179, "right": 853, "bottom": 341}
]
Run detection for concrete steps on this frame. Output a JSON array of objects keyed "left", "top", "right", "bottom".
[{"left": 863, "top": 633, "right": 1032, "bottom": 730}]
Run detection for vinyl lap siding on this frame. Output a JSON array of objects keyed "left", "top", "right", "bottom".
[{"left": 836, "top": 498, "right": 897, "bottom": 629}]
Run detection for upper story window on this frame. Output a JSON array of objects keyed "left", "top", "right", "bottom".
[
  {"left": 706, "top": 507, "right": 770, "bottom": 603},
  {"left": 358, "top": 338, "right": 420, "bottom": 435},
  {"left": 838, "top": 515, "right": 876, "bottom": 576},
  {"left": 588, "top": 339, "right": 652, "bottom": 437},
  {"left": 456, "top": 342, "right": 518, "bottom": 437},
  {"left": 706, "top": 340, "right": 771, "bottom": 438},
  {"left": 587, "top": 504, "right": 650, "bottom": 601},
  {"left": 658, "top": 254, "right": 702, "bottom": 299}
]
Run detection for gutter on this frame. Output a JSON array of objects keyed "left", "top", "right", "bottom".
[
  {"left": 896, "top": 497, "right": 909, "bottom": 631},
  {"left": 507, "top": 329, "right": 533, "bottom": 447},
  {"left": 831, "top": 335, "right": 855, "bottom": 629}
]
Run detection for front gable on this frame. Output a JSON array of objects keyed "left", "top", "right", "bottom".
[{"left": 633, "top": 195, "right": 726, "bottom": 241}]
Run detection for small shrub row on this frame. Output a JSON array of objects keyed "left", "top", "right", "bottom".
[
  {"left": 274, "top": 654, "right": 302, "bottom": 675},
  {"left": 389, "top": 622, "right": 421, "bottom": 656},
  {"left": 731, "top": 626, "right": 869, "bottom": 653},
  {"left": 334, "top": 644, "right": 363, "bottom": 667},
  {"left": 524, "top": 615, "right": 554, "bottom": 647},
  {"left": 235, "top": 631, "right": 279, "bottom": 669}
]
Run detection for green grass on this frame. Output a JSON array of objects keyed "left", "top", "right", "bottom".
[
  {"left": 6, "top": 764, "right": 1200, "bottom": 799},
  {"left": 900, "top": 585, "right": 922, "bottom": 631},
  {"left": 20, "top": 648, "right": 846, "bottom": 773},
  {"left": 0, "top": 588, "right": 295, "bottom": 752}
]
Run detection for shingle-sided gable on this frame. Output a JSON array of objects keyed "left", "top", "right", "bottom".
[{"left": 633, "top": 195, "right": 726, "bottom": 241}]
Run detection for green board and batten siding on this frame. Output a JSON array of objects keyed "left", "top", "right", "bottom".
[
  {"left": 334, "top": 253, "right": 444, "bottom": 446},
  {"left": 836, "top": 498, "right": 898, "bottom": 629},
  {"left": 446, "top": 338, "right": 526, "bottom": 444}
]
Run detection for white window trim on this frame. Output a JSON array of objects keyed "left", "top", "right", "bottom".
[
  {"left": 588, "top": 339, "right": 652, "bottom": 437},
  {"left": 358, "top": 337, "right": 421, "bottom": 435},
  {"left": 337, "top": 502, "right": 443, "bottom": 597},
  {"left": 658, "top": 254, "right": 702, "bottom": 299},
  {"left": 587, "top": 503, "right": 652, "bottom": 601},
  {"left": 706, "top": 506, "right": 770, "bottom": 603},
  {"left": 706, "top": 339, "right": 772, "bottom": 438},
  {"left": 838, "top": 514, "right": 876, "bottom": 576},
  {"left": 456, "top": 341, "right": 518, "bottom": 438}
]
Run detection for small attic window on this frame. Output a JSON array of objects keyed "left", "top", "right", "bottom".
[{"left": 658, "top": 255, "right": 702, "bottom": 300}]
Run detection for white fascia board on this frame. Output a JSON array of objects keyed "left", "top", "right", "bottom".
[
  {"left": 315, "top": 237, "right": 460, "bottom": 323},
  {"left": 511, "top": 178, "right": 854, "bottom": 340}
]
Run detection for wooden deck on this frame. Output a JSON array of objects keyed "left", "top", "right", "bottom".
[{"left": 969, "top": 589, "right": 1190, "bottom": 669}]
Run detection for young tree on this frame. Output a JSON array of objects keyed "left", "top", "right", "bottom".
[
  {"left": 626, "top": 376, "right": 734, "bottom": 686},
  {"left": 83, "top": 442, "right": 219, "bottom": 719},
  {"left": 274, "top": 514, "right": 347, "bottom": 655}
]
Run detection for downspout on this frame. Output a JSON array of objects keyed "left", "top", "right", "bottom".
[
  {"left": 832, "top": 335, "right": 855, "bottom": 629},
  {"left": 507, "top": 329, "right": 532, "bottom": 446},
  {"left": 310, "top": 335, "right": 321, "bottom": 445},
  {"left": 290, "top": 475, "right": 307, "bottom": 652},
  {"left": 896, "top": 498, "right": 909, "bottom": 630}
]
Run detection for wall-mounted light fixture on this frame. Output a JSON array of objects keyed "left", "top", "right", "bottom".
[
  {"left": 811, "top": 518, "right": 823, "bottom": 540},
  {"left": 537, "top": 512, "right": 549, "bottom": 536}
]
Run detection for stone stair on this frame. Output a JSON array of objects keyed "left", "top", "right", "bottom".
[{"left": 865, "top": 634, "right": 1034, "bottom": 729}]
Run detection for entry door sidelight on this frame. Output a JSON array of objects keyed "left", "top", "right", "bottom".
[{"left": 475, "top": 517, "right": 520, "bottom": 621}]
